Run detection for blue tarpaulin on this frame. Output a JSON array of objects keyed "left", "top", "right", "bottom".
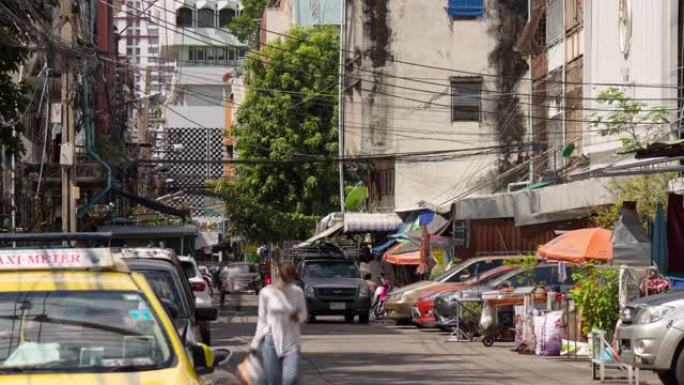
[
  {"left": 372, "top": 239, "right": 397, "bottom": 257},
  {"left": 652, "top": 204, "right": 668, "bottom": 273}
]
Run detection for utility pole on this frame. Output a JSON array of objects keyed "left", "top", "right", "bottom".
[
  {"left": 139, "top": 67, "right": 151, "bottom": 197},
  {"left": 60, "top": 0, "right": 76, "bottom": 232},
  {"left": 337, "top": 0, "right": 346, "bottom": 213}
]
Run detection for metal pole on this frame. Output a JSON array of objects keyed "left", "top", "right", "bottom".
[
  {"left": 337, "top": 0, "right": 346, "bottom": 213},
  {"left": 527, "top": 0, "right": 534, "bottom": 183}
]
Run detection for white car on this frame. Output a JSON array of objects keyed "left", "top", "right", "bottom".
[{"left": 179, "top": 256, "right": 213, "bottom": 308}]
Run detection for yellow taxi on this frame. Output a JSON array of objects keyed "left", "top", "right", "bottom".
[{"left": 0, "top": 247, "right": 221, "bottom": 385}]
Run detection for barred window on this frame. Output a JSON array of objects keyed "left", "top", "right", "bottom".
[{"left": 450, "top": 77, "right": 482, "bottom": 122}]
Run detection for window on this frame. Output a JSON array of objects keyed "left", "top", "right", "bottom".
[
  {"left": 447, "top": 0, "right": 484, "bottom": 18},
  {"left": 126, "top": 37, "right": 134, "bottom": 46},
  {"left": 188, "top": 46, "right": 206, "bottom": 61},
  {"left": 219, "top": 8, "right": 236, "bottom": 27},
  {"left": 176, "top": 7, "right": 193, "bottom": 27},
  {"left": 148, "top": 28, "right": 159, "bottom": 36},
  {"left": 148, "top": 37, "right": 159, "bottom": 45},
  {"left": 135, "top": 47, "right": 141, "bottom": 55},
  {"left": 197, "top": 8, "right": 215, "bottom": 28},
  {"left": 216, "top": 47, "right": 226, "bottom": 61},
  {"left": 532, "top": 266, "right": 556, "bottom": 286},
  {"left": 206, "top": 46, "right": 216, "bottom": 60},
  {"left": 228, "top": 48, "right": 237, "bottom": 61},
  {"left": 126, "top": 47, "right": 133, "bottom": 56},
  {"left": 450, "top": 77, "right": 482, "bottom": 122},
  {"left": 546, "top": 0, "right": 563, "bottom": 44},
  {"left": 148, "top": 46, "right": 159, "bottom": 54}
]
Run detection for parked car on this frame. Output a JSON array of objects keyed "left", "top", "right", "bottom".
[
  {"left": 179, "top": 255, "right": 213, "bottom": 308},
  {"left": 198, "top": 264, "right": 215, "bottom": 294},
  {"left": 412, "top": 265, "right": 516, "bottom": 328},
  {"left": 616, "top": 291, "right": 684, "bottom": 384},
  {"left": 220, "top": 261, "right": 263, "bottom": 298},
  {"left": 385, "top": 256, "right": 513, "bottom": 323},
  {"left": 297, "top": 257, "right": 371, "bottom": 323},
  {"left": 120, "top": 248, "right": 217, "bottom": 345},
  {"left": 433, "top": 263, "right": 575, "bottom": 326}
]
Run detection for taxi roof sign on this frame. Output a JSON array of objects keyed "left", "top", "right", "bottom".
[{"left": 0, "top": 248, "right": 115, "bottom": 270}]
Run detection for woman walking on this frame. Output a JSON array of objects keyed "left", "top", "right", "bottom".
[{"left": 250, "top": 262, "right": 307, "bottom": 385}]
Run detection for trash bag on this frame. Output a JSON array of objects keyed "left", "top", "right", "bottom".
[
  {"left": 534, "top": 310, "right": 563, "bottom": 356},
  {"left": 237, "top": 351, "right": 266, "bottom": 385},
  {"left": 479, "top": 303, "right": 495, "bottom": 330}
]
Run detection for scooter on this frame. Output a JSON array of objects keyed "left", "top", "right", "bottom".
[{"left": 370, "top": 276, "right": 390, "bottom": 320}]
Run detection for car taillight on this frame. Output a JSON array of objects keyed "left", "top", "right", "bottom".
[
  {"left": 265, "top": 274, "right": 272, "bottom": 286},
  {"left": 191, "top": 281, "right": 206, "bottom": 292}
]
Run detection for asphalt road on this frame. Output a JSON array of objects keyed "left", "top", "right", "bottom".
[{"left": 211, "top": 294, "right": 660, "bottom": 385}]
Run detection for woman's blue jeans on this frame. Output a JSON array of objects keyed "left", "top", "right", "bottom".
[{"left": 261, "top": 337, "right": 301, "bottom": 385}]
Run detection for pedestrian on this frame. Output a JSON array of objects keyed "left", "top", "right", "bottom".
[{"left": 248, "top": 262, "right": 307, "bottom": 385}]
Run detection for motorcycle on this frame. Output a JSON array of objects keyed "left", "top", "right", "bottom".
[{"left": 370, "top": 276, "right": 390, "bottom": 321}]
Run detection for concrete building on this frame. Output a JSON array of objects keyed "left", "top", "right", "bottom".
[
  {"left": 260, "top": 0, "right": 342, "bottom": 44},
  {"left": 114, "top": 0, "right": 172, "bottom": 95},
  {"left": 519, "top": 0, "right": 679, "bottom": 180},
  {"left": 344, "top": 0, "right": 517, "bottom": 212},
  {"left": 151, "top": 0, "right": 246, "bottom": 241}
]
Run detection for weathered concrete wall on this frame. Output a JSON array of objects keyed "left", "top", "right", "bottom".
[{"left": 344, "top": 0, "right": 507, "bottom": 209}]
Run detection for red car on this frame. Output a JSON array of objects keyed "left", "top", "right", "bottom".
[{"left": 411, "top": 265, "right": 516, "bottom": 327}]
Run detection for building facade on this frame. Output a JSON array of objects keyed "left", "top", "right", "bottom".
[
  {"left": 153, "top": 0, "right": 245, "bottom": 224},
  {"left": 343, "top": 0, "right": 514, "bottom": 212}
]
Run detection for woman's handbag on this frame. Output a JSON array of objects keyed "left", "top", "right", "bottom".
[{"left": 237, "top": 350, "right": 266, "bottom": 385}]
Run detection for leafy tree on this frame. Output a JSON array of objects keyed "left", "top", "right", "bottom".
[
  {"left": 590, "top": 87, "right": 669, "bottom": 152},
  {"left": 0, "top": 0, "right": 57, "bottom": 154},
  {"left": 590, "top": 88, "right": 675, "bottom": 229},
  {"left": 571, "top": 266, "right": 620, "bottom": 337},
  {"left": 212, "top": 27, "right": 341, "bottom": 242},
  {"left": 226, "top": 0, "right": 271, "bottom": 42},
  {"left": 596, "top": 173, "right": 676, "bottom": 230}
]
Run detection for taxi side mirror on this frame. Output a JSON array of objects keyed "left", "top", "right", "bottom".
[
  {"left": 189, "top": 342, "right": 215, "bottom": 375},
  {"left": 196, "top": 307, "right": 218, "bottom": 322}
]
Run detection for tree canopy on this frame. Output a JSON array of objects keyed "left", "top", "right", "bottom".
[{"left": 212, "top": 26, "right": 342, "bottom": 242}]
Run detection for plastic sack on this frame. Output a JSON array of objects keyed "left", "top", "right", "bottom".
[
  {"left": 479, "top": 303, "right": 495, "bottom": 330},
  {"left": 237, "top": 352, "right": 266, "bottom": 385},
  {"left": 534, "top": 311, "right": 563, "bottom": 356},
  {"left": 513, "top": 305, "right": 524, "bottom": 350}
]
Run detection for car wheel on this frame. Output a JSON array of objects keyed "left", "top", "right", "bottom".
[
  {"left": 359, "top": 313, "right": 369, "bottom": 324},
  {"left": 674, "top": 346, "right": 684, "bottom": 385},
  {"left": 345, "top": 314, "right": 355, "bottom": 323},
  {"left": 658, "top": 370, "right": 677, "bottom": 385}
]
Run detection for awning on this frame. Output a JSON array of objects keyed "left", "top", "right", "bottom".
[
  {"left": 111, "top": 187, "right": 186, "bottom": 218},
  {"left": 343, "top": 213, "right": 402, "bottom": 233},
  {"left": 97, "top": 225, "right": 198, "bottom": 238},
  {"left": 295, "top": 223, "right": 344, "bottom": 248},
  {"left": 372, "top": 239, "right": 397, "bottom": 257},
  {"left": 453, "top": 178, "right": 614, "bottom": 226},
  {"left": 537, "top": 228, "right": 613, "bottom": 264},
  {"left": 0, "top": 232, "right": 112, "bottom": 243},
  {"left": 383, "top": 242, "right": 421, "bottom": 265}
]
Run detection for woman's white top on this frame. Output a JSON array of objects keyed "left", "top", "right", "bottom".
[{"left": 250, "top": 284, "right": 307, "bottom": 357}]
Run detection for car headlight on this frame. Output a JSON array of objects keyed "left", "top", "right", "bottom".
[
  {"left": 635, "top": 305, "right": 674, "bottom": 324},
  {"left": 390, "top": 292, "right": 404, "bottom": 302},
  {"left": 621, "top": 307, "right": 636, "bottom": 324},
  {"left": 305, "top": 284, "right": 315, "bottom": 298},
  {"left": 359, "top": 285, "right": 370, "bottom": 297}
]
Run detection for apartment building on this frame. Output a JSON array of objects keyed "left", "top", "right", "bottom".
[{"left": 343, "top": 0, "right": 513, "bottom": 211}]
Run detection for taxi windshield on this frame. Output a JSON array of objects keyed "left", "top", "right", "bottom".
[{"left": 0, "top": 291, "right": 174, "bottom": 373}]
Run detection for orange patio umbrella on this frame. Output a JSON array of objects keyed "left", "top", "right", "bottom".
[{"left": 536, "top": 228, "right": 613, "bottom": 264}]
